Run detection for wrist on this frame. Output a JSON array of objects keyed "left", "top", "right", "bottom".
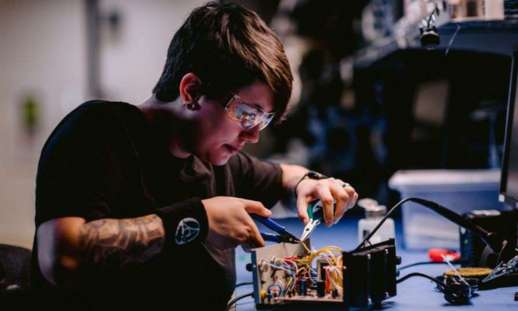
[
  {"left": 294, "top": 170, "right": 327, "bottom": 195},
  {"left": 156, "top": 198, "right": 208, "bottom": 249}
]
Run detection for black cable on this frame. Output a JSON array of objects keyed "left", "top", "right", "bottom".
[
  {"left": 354, "top": 197, "right": 498, "bottom": 252},
  {"left": 235, "top": 282, "right": 253, "bottom": 288},
  {"left": 398, "top": 272, "right": 475, "bottom": 305},
  {"left": 226, "top": 292, "right": 253, "bottom": 311},
  {"left": 397, "top": 272, "right": 445, "bottom": 289},
  {"left": 355, "top": 198, "right": 412, "bottom": 251}
]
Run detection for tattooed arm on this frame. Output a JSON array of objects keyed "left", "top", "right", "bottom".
[
  {"left": 78, "top": 214, "right": 164, "bottom": 266},
  {"left": 36, "top": 214, "right": 165, "bottom": 287},
  {"left": 36, "top": 197, "right": 272, "bottom": 288}
]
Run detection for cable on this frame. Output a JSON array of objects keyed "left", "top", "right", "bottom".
[
  {"left": 235, "top": 282, "right": 253, "bottom": 288},
  {"left": 397, "top": 272, "right": 475, "bottom": 305},
  {"left": 226, "top": 292, "right": 253, "bottom": 311},
  {"left": 355, "top": 198, "right": 411, "bottom": 251},
  {"left": 354, "top": 197, "right": 498, "bottom": 253},
  {"left": 397, "top": 272, "right": 445, "bottom": 289},
  {"left": 444, "top": 23, "right": 461, "bottom": 56},
  {"left": 398, "top": 260, "right": 461, "bottom": 271}
]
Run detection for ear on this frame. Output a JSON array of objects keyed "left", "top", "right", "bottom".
[{"left": 178, "top": 72, "right": 202, "bottom": 104}]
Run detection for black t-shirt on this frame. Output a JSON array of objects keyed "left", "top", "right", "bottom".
[{"left": 31, "top": 100, "right": 284, "bottom": 310}]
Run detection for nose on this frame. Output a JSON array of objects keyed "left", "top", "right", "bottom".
[{"left": 240, "top": 125, "right": 260, "bottom": 144}]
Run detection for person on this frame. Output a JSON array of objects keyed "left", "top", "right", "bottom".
[{"left": 31, "top": 2, "right": 358, "bottom": 310}]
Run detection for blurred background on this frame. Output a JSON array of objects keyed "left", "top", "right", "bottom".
[{"left": 1, "top": 0, "right": 518, "bottom": 249}]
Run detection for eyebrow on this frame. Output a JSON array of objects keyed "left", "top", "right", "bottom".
[
  {"left": 235, "top": 95, "right": 274, "bottom": 114},
  {"left": 249, "top": 102, "right": 274, "bottom": 114}
]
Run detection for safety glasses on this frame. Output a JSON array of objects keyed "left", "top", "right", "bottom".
[{"left": 224, "top": 94, "right": 275, "bottom": 131}]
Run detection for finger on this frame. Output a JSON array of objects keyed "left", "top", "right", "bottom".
[
  {"left": 344, "top": 185, "right": 358, "bottom": 210},
  {"left": 296, "top": 194, "right": 310, "bottom": 225},
  {"left": 241, "top": 199, "right": 271, "bottom": 218},
  {"left": 349, "top": 192, "right": 359, "bottom": 210},
  {"left": 315, "top": 184, "right": 335, "bottom": 227},
  {"left": 329, "top": 182, "right": 349, "bottom": 225},
  {"left": 246, "top": 221, "right": 265, "bottom": 248}
]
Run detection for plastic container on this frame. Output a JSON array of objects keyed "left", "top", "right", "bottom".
[{"left": 388, "top": 169, "right": 503, "bottom": 250}]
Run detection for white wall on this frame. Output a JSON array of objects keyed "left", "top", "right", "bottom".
[
  {"left": 0, "top": 0, "right": 206, "bottom": 248},
  {"left": 0, "top": 0, "right": 87, "bottom": 248},
  {"left": 100, "top": 0, "right": 206, "bottom": 104}
]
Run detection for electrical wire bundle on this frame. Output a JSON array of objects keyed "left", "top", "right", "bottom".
[{"left": 257, "top": 245, "right": 343, "bottom": 304}]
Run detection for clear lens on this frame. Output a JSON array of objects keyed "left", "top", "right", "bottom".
[{"left": 226, "top": 95, "right": 275, "bottom": 130}]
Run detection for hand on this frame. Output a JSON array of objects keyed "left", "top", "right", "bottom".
[
  {"left": 296, "top": 178, "right": 358, "bottom": 226},
  {"left": 202, "top": 196, "right": 271, "bottom": 249}
]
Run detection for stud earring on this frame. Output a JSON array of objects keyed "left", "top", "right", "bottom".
[{"left": 187, "top": 101, "right": 201, "bottom": 111}]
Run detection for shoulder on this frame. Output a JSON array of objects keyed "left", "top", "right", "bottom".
[
  {"left": 66, "top": 100, "right": 140, "bottom": 122},
  {"left": 41, "top": 100, "right": 143, "bottom": 154},
  {"left": 53, "top": 100, "right": 142, "bottom": 133}
]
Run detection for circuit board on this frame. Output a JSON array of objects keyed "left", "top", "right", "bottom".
[{"left": 250, "top": 241, "right": 344, "bottom": 307}]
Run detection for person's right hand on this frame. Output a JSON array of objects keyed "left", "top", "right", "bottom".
[{"left": 202, "top": 196, "right": 270, "bottom": 249}]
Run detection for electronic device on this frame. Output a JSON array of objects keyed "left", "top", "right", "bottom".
[
  {"left": 249, "top": 239, "right": 398, "bottom": 310},
  {"left": 454, "top": 48, "right": 518, "bottom": 286},
  {"left": 499, "top": 50, "right": 518, "bottom": 215},
  {"left": 495, "top": 48, "right": 518, "bottom": 264},
  {"left": 460, "top": 209, "right": 518, "bottom": 268}
]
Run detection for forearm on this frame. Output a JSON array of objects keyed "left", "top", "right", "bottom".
[
  {"left": 78, "top": 214, "right": 165, "bottom": 268},
  {"left": 280, "top": 163, "right": 309, "bottom": 192}
]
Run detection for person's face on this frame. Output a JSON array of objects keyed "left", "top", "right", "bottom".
[{"left": 191, "top": 81, "right": 275, "bottom": 165}]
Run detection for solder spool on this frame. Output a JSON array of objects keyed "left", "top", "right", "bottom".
[
  {"left": 443, "top": 267, "right": 492, "bottom": 288},
  {"left": 443, "top": 267, "right": 492, "bottom": 280}
]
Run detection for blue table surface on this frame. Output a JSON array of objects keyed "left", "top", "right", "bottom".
[{"left": 234, "top": 216, "right": 518, "bottom": 310}]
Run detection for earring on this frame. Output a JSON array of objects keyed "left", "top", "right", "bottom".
[{"left": 187, "top": 101, "right": 201, "bottom": 111}]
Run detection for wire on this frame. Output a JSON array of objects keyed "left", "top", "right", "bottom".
[
  {"left": 445, "top": 23, "right": 461, "bottom": 56},
  {"left": 226, "top": 292, "right": 253, "bottom": 311},
  {"left": 398, "top": 272, "right": 475, "bottom": 305},
  {"left": 235, "top": 282, "right": 253, "bottom": 288},
  {"left": 398, "top": 260, "right": 459, "bottom": 271},
  {"left": 396, "top": 272, "right": 445, "bottom": 290},
  {"left": 495, "top": 240, "right": 508, "bottom": 264},
  {"left": 354, "top": 197, "right": 497, "bottom": 253},
  {"left": 355, "top": 198, "right": 412, "bottom": 251}
]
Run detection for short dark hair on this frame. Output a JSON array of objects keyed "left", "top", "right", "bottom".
[{"left": 152, "top": 2, "right": 293, "bottom": 122}]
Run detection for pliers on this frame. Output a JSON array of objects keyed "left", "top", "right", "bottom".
[
  {"left": 252, "top": 215, "right": 300, "bottom": 244},
  {"left": 300, "top": 200, "right": 325, "bottom": 242},
  {"left": 300, "top": 182, "right": 349, "bottom": 241}
]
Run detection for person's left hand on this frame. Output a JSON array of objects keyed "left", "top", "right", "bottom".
[{"left": 295, "top": 177, "right": 358, "bottom": 226}]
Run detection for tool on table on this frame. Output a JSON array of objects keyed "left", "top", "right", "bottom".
[{"left": 482, "top": 253, "right": 518, "bottom": 283}]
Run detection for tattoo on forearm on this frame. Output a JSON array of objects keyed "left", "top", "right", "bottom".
[{"left": 78, "top": 214, "right": 165, "bottom": 267}]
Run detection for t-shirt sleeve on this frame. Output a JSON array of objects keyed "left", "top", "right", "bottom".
[
  {"left": 228, "top": 152, "right": 286, "bottom": 208},
  {"left": 35, "top": 103, "right": 115, "bottom": 226}
]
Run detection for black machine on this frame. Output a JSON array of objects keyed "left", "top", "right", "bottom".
[
  {"left": 460, "top": 49, "right": 518, "bottom": 269},
  {"left": 499, "top": 50, "right": 518, "bottom": 212}
]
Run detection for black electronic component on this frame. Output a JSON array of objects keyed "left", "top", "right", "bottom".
[
  {"left": 398, "top": 272, "right": 475, "bottom": 305},
  {"left": 343, "top": 239, "right": 398, "bottom": 308},
  {"left": 460, "top": 209, "right": 518, "bottom": 268}
]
